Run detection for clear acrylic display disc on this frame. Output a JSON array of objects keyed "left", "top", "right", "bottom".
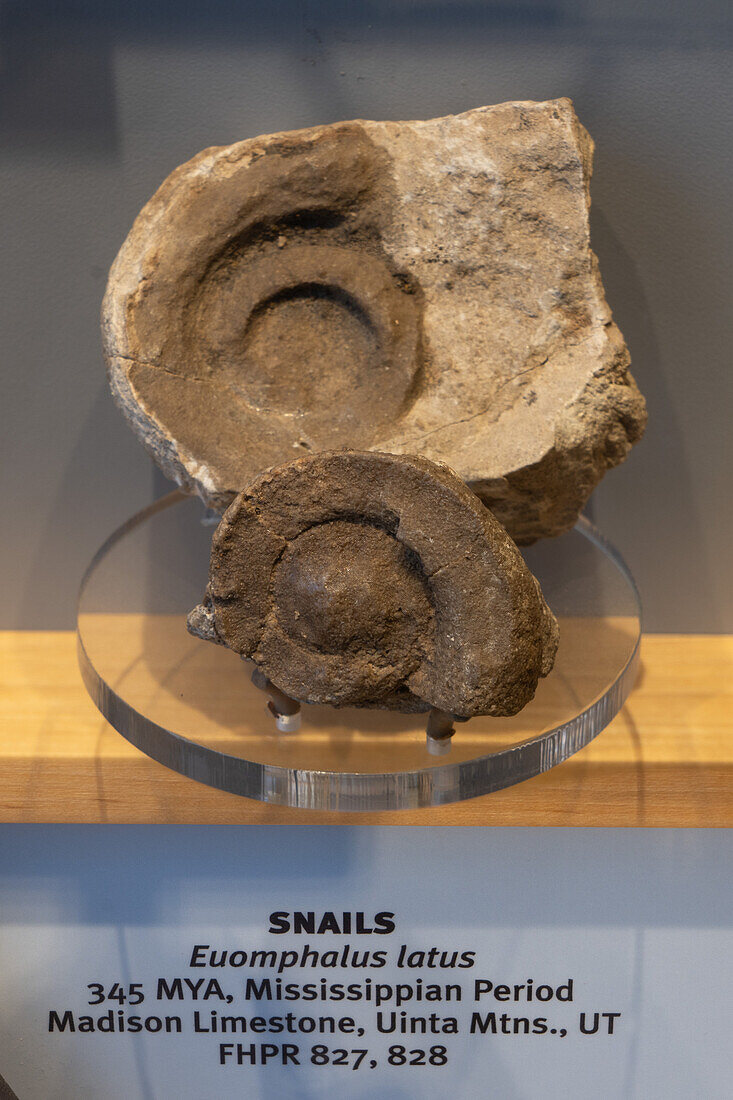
[{"left": 77, "top": 491, "right": 641, "bottom": 811}]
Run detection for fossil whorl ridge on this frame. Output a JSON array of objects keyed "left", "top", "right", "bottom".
[
  {"left": 187, "top": 451, "right": 559, "bottom": 717},
  {"left": 103, "top": 99, "right": 646, "bottom": 542}
]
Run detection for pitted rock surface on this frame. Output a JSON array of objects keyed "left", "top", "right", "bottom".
[
  {"left": 187, "top": 451, "right": 559, "bottom": 717},
  {"left": 104, "top": 99, "right": 646, "bottom": 542}
]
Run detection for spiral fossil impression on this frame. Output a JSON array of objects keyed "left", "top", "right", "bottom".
[
  {"left": 188, "top": 451, "right": 559, "bottom": 717},
  {"left": 103, "top": 99, "right": 646, "bottom": 543}
]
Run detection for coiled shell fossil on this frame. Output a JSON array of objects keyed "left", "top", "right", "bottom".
[
  {"left": 188, "top": 451, "right": 559, "bottom": 717},
  {"left": 103, "top": 99, "right": 646, "bottom": 543}
]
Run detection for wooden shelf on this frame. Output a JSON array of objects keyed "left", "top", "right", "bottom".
[{"left": 1, "top": 630, "right": 731, "bottom": 826}]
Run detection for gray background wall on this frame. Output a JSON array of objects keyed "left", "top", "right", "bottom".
[{"left": 1, "top": 0, "right": 731, "bottom": 631}]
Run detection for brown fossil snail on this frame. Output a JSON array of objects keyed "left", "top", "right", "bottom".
[{"left": 188, "top": 450, "right": 558, "bottom": 725}]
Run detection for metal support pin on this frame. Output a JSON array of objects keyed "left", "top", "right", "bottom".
[
  {"left": 426, "top": 708, "right": 457, "bottom": 756},
  {"left": 251, "top": 668, "right": 302, "bottom": 733}
]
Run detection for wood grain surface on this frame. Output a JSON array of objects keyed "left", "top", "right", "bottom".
[{"left": 1, "top": 629, "right": 730, "bottom": 826}]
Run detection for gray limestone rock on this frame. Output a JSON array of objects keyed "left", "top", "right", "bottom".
[
  {"left": 188, "top": 450, "right": 559, "bottom": 718},
  {"left": 103, "top": 99, "right": 646, "bottom": 542}
]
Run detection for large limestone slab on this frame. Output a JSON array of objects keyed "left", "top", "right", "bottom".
[{"left": 103, "top": 99, "right": 646, "bottom": 541}]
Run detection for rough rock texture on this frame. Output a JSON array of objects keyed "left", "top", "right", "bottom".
[
  {"left": 188, "top": 451, "right": 559, "bottom": 717},
  {"left": 103, "top": 99, "right": 646, "bottom": 542}
]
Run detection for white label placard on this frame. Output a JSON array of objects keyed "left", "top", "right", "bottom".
[{"left": 0, "top": 826, "right": 730, "bottom": 1098}]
